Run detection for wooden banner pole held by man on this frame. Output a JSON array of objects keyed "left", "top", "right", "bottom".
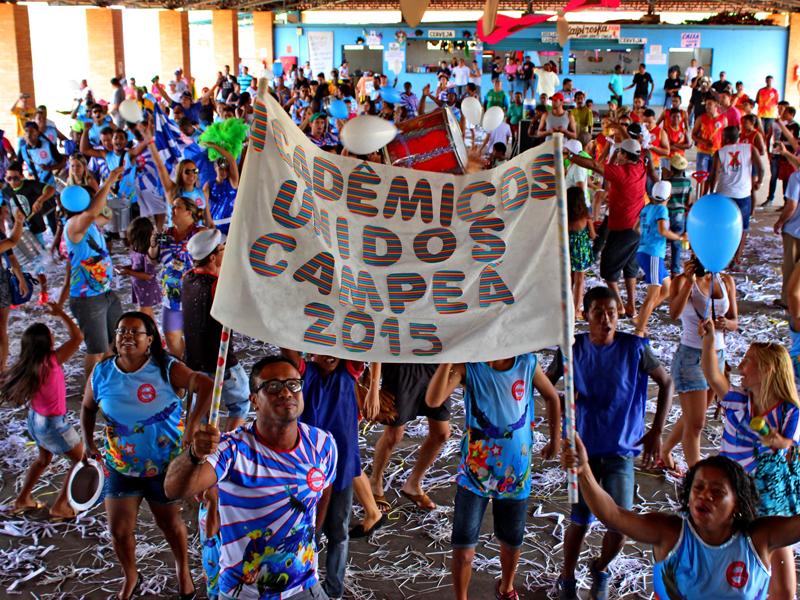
[
  {"left": 553, "top": 133, "right": 578, "bottom": 504},
  {"left": 208, "top": 326, "right": 232, "bottom": 427}
]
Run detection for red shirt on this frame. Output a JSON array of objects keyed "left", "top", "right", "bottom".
[{"left": 605, "top": 160, "right": 647, "bottom": 231}]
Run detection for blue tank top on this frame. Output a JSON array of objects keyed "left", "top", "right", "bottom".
[
  {"left": 91, "top": 356, "right": 183, "bottom": 477},
  {"left": 181, "top": 187, "right": 206, "bottom": 210},
  {"left": 65, "top": 221, "right": 113, "bottom": 298},
  {"left": 458, "top": 354, "right": 538, "bottom": 499},
  {"left": 653, "top": 517, "right": 769, "bottom": 600},
  {"left": 104, "top": 151, "right": 136, "bottom": 201},
  {"left": 209, "top": 178, "right": 237, "bottom": 234},
  {"left": 20, "top": 140, "right": 57, "bottom": 185}
]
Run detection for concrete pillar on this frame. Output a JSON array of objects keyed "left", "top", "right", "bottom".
[
  {"left": 212, "top": 10, "right": 239, "bottom": 74},
  {"left": 253, "top": 11, "right": 274, "bottom": 68},
  {"left": 159, "top": 10, "right": 191, "bottom": 84},
  {"left": 86, "top": 8, "right": 125, "bottom": 103},
  {"left": 0, "top": 4, "right": 34, "bottom": 138},
  {"left": 785, "top": 14, "right": 800, "bottom": 108}
]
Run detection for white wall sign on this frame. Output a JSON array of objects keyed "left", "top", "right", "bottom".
[
  {"left": 541, "top": 24, "right": 620, "bottom": 42},
  {"left": 428, "top": 30, "right": 456, "bottom": 39},
  {"left": 645, "top": 52, "right": 667, "bottom": 65},
  {"left": 619, "top": 37, "right": 646, "bottom": 45},
  {"left": 307, "top": 31, "right": 334, "bottom": 79},
  {"left": 681, "top": 33, "right": 701, "bottom": 48}
]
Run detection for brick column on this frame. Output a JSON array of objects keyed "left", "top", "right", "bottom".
[
  {"left": 86, "top": 8, "right": 125, "bottom": 103},
  {"left": 159, "top": 10, "right": 191, "bottom": 84},
  {"left": 212, "top": 10, "right": 239, "bottom": 74},
  {"left": 785, "top": 14, "right": 800, "bottom": 108},
  {"left": 0, "top": 4, "right": 34, "bottom": 137},
  {"left": 253, "top": 11, "right": 274, "bottom": 68}
]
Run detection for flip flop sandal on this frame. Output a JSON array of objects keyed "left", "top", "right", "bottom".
[
  {"left": 349, "top": 513, "right": 388, "bottom": 539},
  {"left": 112, "top": 572, "right": 141, "bottom": 600},
  {"left": 10, "top": 500, "right": 45, "bottom": 516},
  {"left": 400, "top": 489, "right": 437, "bottom": 511},
  {"left": 49, "top": 510, "right": 77, "bottom": 524},
  {"left": 373, "top": 494, "right": 392, "bottom": 513}
]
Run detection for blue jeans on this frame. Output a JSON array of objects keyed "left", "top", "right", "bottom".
[
  {"left": 451, "top": 485, "right": 528, "bottom": 549},
  {"left": 668, "top": 209, "right": 686, "bottom": 275},
  {"left": 696, "top": 151, "right": 713, "bottom": 173},
  {"left": 768, "top": 154, "right": 781, "bottom": 202},
  {"left": 571, "top": 455, "right": 634, "bottom": 526},
  {"left": 318, "top": 483, "right": 352, "bottom": 598}
]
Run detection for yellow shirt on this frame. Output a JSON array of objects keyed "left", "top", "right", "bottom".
[{"left": 11, "top": 105, "right": 34, "bottom": 138}]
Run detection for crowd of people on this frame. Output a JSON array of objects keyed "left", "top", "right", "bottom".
[{"left": 1, "top": 49, "right": 800, "bottom": 600}]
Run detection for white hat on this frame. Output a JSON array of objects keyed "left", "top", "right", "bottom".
[
  {"left": 618, "top": 138, "right": 641, "bottom": 155},
  {"left": 564, "top": 139, "right": 582, "bottom": 155},
  {"left": 187, "top": 229, "right": 227, "bottom": 262},
  {"left": 652, "top": 180, "right": 672, "bottom": 201}
]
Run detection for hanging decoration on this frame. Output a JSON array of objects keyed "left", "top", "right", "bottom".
[
  {"left": 478, "top": 0, "right": 620, "bottom": 44},
  {"left": 415, "top": 29, "right": 424, "bottom": 36},
  {"left": 395, "top": 30, "right": 408, "bottom": 44},
  {"left": 400, "top": 0, "right": 430, "bottom": 29},
  {"left": 556, "top": 9, "right": 569, "bottom": 46}
]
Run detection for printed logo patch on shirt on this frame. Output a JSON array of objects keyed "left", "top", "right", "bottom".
[
  {"left": 512, "top": 380, "right": 525, "bottom": 401},
  {"left": 726, "top": 561, "right": 749, "bottom": 589},
  {"left": 306, "top": 467, "right": 325, "bottom": 492},
  {"left": 39, "top": 150, "right": 48, "bottom": 159},
  {"left": 138, "top": 384, "right": 156, "bottom": 403}
]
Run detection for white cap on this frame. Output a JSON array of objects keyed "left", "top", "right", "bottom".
[
  {"left": 564, "top": 139, "right": 582, "bottom": 155},
  {"left": 187, "top": 229, "right": 227, "bottom": 262},
  {"left": 618, "top": 138, "right": 641, "bottom": 155},
  {"left": 652, "top": 181, "right": 672, "bottom": 201}
]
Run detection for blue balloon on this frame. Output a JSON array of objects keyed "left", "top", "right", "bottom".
[
  {"left": 686, "top": 193, "right": 743, "bottom": 273},
  {"left": 328, "top": 99, "right": 349, "bottom": 120},
  {"left": 272, "top": 62, "right": 284, "bottom": 77},
  {"left": 60, "top": 185, "right": 91, "bottom": 213},
  {"left": 379, "top": 86, "right": 401, "bottom": 104}
]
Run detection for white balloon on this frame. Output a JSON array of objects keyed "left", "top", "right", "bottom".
[
  {"left": 482, "top": 106, "right": 505, "bottom": 132},
  {"left": 390, "top": 61, "right": 403, "bottom": 75},
  {"left": 118, "top": 99, "right": 143, "bottom": 123},
  {"left": 341, "top": 116, "right": 397, "bottom": 155},
  {"left": 461, "top": 96, "right": 483, "bottom": 127},
  {"left": 66, "top": 79, "right": 81, "bottom": 91}
]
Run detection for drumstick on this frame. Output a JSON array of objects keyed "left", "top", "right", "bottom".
[{"left": 208, "top": 326, "right": 231, "bottom": 427}]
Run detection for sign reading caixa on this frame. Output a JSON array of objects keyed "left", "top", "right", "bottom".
[{"left": 541, "top": 24, "right": 620, "bottom": 42}]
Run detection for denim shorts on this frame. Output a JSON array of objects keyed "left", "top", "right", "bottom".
[
  {"left": 201, "top": 363, "right": 251, "bottom": 419},
  {"left": 27, "top": 410, "right": 81, "bottom": 455},
  {"left": 571, "top": 455, "right": 634, "bottom": 526},
  {"left": 732, "top": 196, "right": 751, "bottom": 231},
  {"left": 671, "top": 343, "right": 725, "bottom": 393},
  {"left": 451, "top": 485, "right": 528, "bottom": 549},
  {"left": 104, "top": 467, "right": 178, "bottom": 505},
  {"left": 696, "top": 151, "right": 713, "bottom": 173}
]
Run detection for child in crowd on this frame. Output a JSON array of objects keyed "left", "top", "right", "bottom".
[
  {"left": 567, "top": 186, "right": 595, "bottom": 319},
  {"left": 197, "top": 486, "right": 221, "bottom": 600},
  {"left": 114, "top": 217, "right": 161, "bottom": 321},
  {"left": 700, "top": 320, "right": 800, "bottom": 599},
  {"left": 426, "top": 354, "right": 561, "bottom": 600},
  {"left": 0, "top": 302, "right": 84, "bottom": 522},
  {"left": 633, "top": 181, "right": 686, "bottom": 336}
]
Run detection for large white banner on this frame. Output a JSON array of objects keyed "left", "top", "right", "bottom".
[{"left": 212, "top": 89, "right": 569, "bottom": 363}]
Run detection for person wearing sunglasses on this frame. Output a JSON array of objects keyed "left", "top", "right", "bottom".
[
  {"left": 85, "top": 103, "right": 115, "bottom": 147},
  {"left": 165, "top": 355, "right": 338, "bottom": 600}
]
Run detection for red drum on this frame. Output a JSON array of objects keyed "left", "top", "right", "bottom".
[{"left": 383, "top": 107, "right": 467, "bottom": 175}]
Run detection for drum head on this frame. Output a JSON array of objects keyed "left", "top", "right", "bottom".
[
  {"left": 444, "top": 106, "right": 468, "bottom": 171},
  {"left": 106, "top": 197, "right": 131, "bottom": 210},
  {"left": 68, "top": 458, "right": 105, "bottom": 513}
]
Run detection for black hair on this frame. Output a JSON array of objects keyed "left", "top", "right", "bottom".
[
  {"left": 680, "top": 455, "right": 760, "bottom": 533},
  {"left": 567, "top": 186, "right": 590, "bottom": 223},
  {"left": 111, "top": 311, "right": 170, "bottom": 383},
  {"left": 0, "top": 323, "right": 55, "bottom": 407},
  {"left": 112, "top": 129, "right": 127, "bottom": 138},
  {"left": 535, "top": 104, "right": 547, "bottom": 113},
  {"left": 249, "top": 355, "right": 299, "bottom": 393},
  {"left": 178, "top": 117, "right": 193, "bottom": 128},
  {"left": 722, "top": 125, "right": 740, "bottom": 144},
  {"left": 6, "top": 161, "right": 23, "bottom": 174},
  {"left": 99, "top": 126, "right": 114, "bottom": 136},
  {"left": 583, "top": 285, "right": 617, "bottom": 314},
  {"left": 787, "top": 106, "right": 797, "bottom": 117},
  {"left": 671, "top": 94, "right": 682, "bottom": 103},
  {"left": 110, "top": 78, "right": 120, "bottom": 86},
  {"left": 643, "top": 108, "right": 656, "bottom": 118},
  {"left": 563, "top": 78, "right": 572, "bottom": 84},
  {"left": 466, "top": 83, "right": 477, "bottom": 93},
  {"left": 670, "top": 107, "right": 682, "bottom": 116},
  {"left": 493, "top": 142, "right": 506, "bottom": 155}
]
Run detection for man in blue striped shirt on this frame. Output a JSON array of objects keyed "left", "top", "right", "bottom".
[{"left": 166, "top": 355, "right": 338, "bottom": 600}]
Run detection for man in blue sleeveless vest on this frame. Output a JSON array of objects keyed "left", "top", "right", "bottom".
[
  {"left": 17, "top": 122, "right": 65, "bottom": 186},
  {"left": 80, "top": 127, "right": 136, "bottom": 203},
  {"left": 548, "top": 286, "right": 674, "bottom": 600}
]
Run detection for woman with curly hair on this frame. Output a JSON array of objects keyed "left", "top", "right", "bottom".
[
  {"left": 700, "top": 319, "right": 800, "bottom": 599},
  {"left": 562, "top": 436, "right": 800, "bottom": 600}
]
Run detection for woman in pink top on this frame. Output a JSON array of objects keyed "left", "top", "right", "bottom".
[{"left": 0, "top": 303, "right": 84, "bottom": 521}]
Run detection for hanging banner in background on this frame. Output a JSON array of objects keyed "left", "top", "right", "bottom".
[
  {"left": 541, "top": 23, "right": 620, "bottom": 42},
  {"left": 307, "top": 31, "right": 334, "bottom": 79},
  {"left": 213, "top": 90, "right": 568, "bottom": 362}
]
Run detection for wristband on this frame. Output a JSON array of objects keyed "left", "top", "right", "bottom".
[{"left": 188, "top": 443, "right": 207, "bottom": 465}]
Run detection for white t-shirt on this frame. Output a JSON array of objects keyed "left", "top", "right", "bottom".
[
  {"left": 469, "top": 66, "right": 482, "bottom": 86},
  {"left": 536, "top": 70, "right": 560, "bottom": 98},
  {"left": 175, "top": 80, "right": 189, "bottom": 95},
  {"left": 566, "top": 163, "right": 590, "bottom": 205},
  {"left": 685, "top": 66, "right": 698, "bottom": 82},
  {"left": 716, "top": 143, "right": 753, "bottom": 198},
  {"left": 452, "top": 65, "right": 471, "bottom": 86},
  {"left": 486, "top": 122, "right": 512, "bottom": 151}
]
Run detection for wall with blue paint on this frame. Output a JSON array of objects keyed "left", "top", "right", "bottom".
[{"left": 274, "top": 22, "right": 788, "bottom": 107}]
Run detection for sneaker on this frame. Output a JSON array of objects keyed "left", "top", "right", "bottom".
[
  {"left": 495, "top": 581, "right": 519, "bottom": 600},
  {"left": 760, "top": 198, "right": 774, "bottom": 206},
  {"left": 37, "top": 292, "right": 49, "bottom": 306},
  {"left": 557, "top": 577, "right": 578, "bottom": 600},
  {"left": 589, "top": 557, "right": 610, "bottom": 600}
]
